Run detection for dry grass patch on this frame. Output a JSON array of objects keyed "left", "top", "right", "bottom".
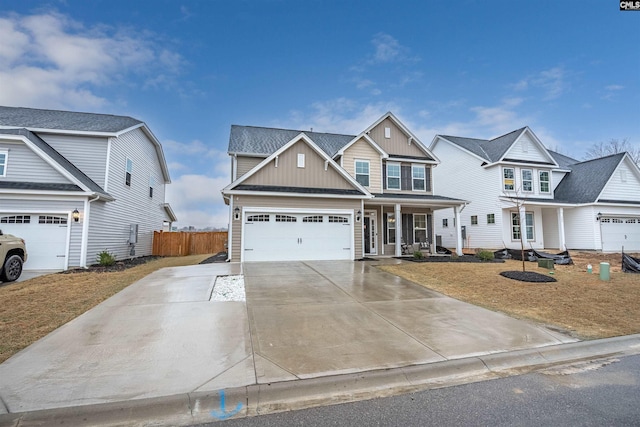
[
  {"left": 0, "top": 254, "right": 211, "bottom": 363},
  {"left": 379, "top": 252, "right": 640, "bottom": 340}
]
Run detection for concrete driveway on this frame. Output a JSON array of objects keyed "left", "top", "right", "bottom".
[{"left": 0, "top": 260, "right": 574, "bottom": 413}]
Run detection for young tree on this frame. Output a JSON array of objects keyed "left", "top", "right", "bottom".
[
  {"left": 503, "top": 187, "right": 528, "bottom": 272},
  {"left": 584, "top": 138, "right": 640, "bottom": 165}
]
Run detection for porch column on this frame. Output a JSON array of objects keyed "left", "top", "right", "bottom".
[
  {"left": 557, "top": 207, "right": 566, "bottom": 250},
  {"left": 395, "top": 203, "right": 402, "bottom": 257},
  {"left": 454, "top": 205, "right": 463, "bottom": 256}
]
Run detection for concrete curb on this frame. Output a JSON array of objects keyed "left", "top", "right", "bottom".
[{"left": 1, "top": 334, "right": 639, "bottom": 427}]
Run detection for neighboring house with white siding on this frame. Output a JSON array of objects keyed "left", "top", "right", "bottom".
[
  {"left": 222, "top": 112, "right": 467, "bottom": 262},
  {"left": 429, "top": 127, "right": 640, "bottom": 252},
  {"left": 0, "top": 106, "right": 177, "bottom": 270}
]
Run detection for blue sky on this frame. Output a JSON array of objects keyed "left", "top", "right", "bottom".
[{"left": 1, "top": 1, "right": 638, "bottom": 229}]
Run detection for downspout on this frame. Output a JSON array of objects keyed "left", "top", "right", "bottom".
[
  {"left": 227, "top": 196, "right": 234, "bottom": 262},
  {"left": 80, "top": 195, "right": 101, "bottom": 268}
]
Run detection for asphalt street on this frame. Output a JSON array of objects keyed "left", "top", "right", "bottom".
[{"left": 199, "top": 354, "right": 640, "bottom": 427}]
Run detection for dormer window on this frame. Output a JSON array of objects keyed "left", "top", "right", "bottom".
[
  {"left": 503, "top": 167, "right": 515, "bottom": 191},
  {"left": 539, "top": 171, "right": 550, "bottom": 193},
  {"left": 0, "top": 149, "right": 7, "bottom": 177}
]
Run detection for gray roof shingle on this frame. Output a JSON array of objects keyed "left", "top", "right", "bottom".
[
  {"left": 229, "top": 125, "right": 354, "bottom": 157},
  {"left": 553, "top": 153, "right": 625, "bottom": 203},
  {"left": 0, "top": 106, "right": 141, "bottom": 133},
  {"left": 548, "top": 150, "right": 579, "bottom": 169},
  {"left": 0, "top": 128, "right": 113, "bottom": 199},
  {"left": 439, "top": 127, "right": 528, "bottom": 163}
]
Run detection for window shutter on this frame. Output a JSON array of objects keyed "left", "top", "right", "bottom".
[
  {"left": 402, "top": 213, "right": 413, "bottom": 244},
  {"left": 425, "top": 167, "right": 432, "bottom": 192},
  {"left": 383, "top": 213, "right": 388, "bottom": 244},
  {"left": 401, "top": 165, "right": 411, "bottom": 190},
  {"left": 382, "top": 164, "right": 387, "bottom": 190}
]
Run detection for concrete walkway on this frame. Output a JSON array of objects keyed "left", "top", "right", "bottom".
[{"left": 3, "top": 259, "right": 624, "bottom": 426}]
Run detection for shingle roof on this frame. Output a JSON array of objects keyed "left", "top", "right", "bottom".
[
  {"left": 553, "top": 153, "right": 625, "bottom": 203},
  {"left": 229, "top": 125, "right": 354, "bottom": 157},
  {"left": 0, "top": 106, "right": 141, "bottom": 133},
  {"left": 0, "top": 128, "right": 113, "bottom": 199},
  {"left": 439, "top": 127, "right": 528, "bottom": 163},
  {"left": 548, "top": 150, "right": 579, "bottom": 169},
  {"left": 0, "top": 181, "right": 83, "bottom": 192}
]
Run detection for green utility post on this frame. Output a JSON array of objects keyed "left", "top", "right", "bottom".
[{"left": 599, "top": 262, "right": 610, "bottom": 281}]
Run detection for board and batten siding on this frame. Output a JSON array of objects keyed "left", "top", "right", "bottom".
[
  {"left": 230, "top": 195, "right": 362, "bottom": 261},
  {"left": 368, "top": 118, "right": 427, "bottom": 158},
  {"left": 39, "top": 133, "right": 109, "bottom": 188},
  {"left": 599, "top": 159, "right": 640, "bottom": 202},
  {"left": 431, "top": 139, "right": 503, "bottom": 249},
  {"left": 236, "top": 156, "right": 264, "bottom": 179},
  {"left": 341, "top": 137, "right": 382, "bottom": 192},
  {"left": 0, "top": 197, "right": 84, "bottom": 267},
  {"left": 243, "top": 140, "right": 354, "bottom": 190},
  {"left": 0, "top": 141, "right": 68, "bottom": 182},
  {"left": 504, "top": 132, "right": 549, "bottom": 163},
  {"left": 87, "top": 128, "right": 168, "bottom": 262}
]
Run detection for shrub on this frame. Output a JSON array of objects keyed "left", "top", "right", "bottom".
[
  {"left": 97, "top": 250, "right": 116, "bottom": 266},
  {"left": 413, "top": 250, "right": 424, "bottom": 259},
  {"left": 476, "top": 250, "right": 495, "bottom": 262}
]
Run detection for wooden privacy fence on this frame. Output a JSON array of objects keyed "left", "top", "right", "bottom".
[{"left": 152, "top": 231, "right": 228, "bottom": 256}]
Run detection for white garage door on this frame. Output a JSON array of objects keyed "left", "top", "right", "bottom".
[
  {"left": 243, "top": 212, "right": 353, "bottom": 261},
  {"left": 0, "top": 214, "right": 69, "bottom": 270},
  {"left": 601, "top": 217, "right": 640, "bottom": 252}
]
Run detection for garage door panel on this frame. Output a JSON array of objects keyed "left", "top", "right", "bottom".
[
  {"left": 243, "top": 212, "right": 353, "bottom": 262},
  {"left": 601, "top": 217, "right": 640, "bottom": 252},
  {"left": 0, "top": 214, "right": 68, "bottom": 270}
]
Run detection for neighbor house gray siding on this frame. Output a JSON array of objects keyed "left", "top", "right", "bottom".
[
  {"left": 0, "top": 141, "right": 68, "bottom": 182},
  {"left": 0, "top": 197, "right": 84, "bottom": 267},
  {"left": 40, "top": 133, "right": 109, "bottom": 188},
  {"left": 87, "top": 128, "right": 168, "bottom": 262}
]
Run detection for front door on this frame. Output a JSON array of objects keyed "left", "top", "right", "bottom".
[{"left": 364, "top": 213, "right": 377, "bottom": 255}]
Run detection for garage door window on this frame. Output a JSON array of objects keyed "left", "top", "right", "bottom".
[
  {"left": 1, "top": 215, "right": 30, "bottom": 224},
  {"left": 303, "top": 215, "right": 323, "bottom": 223},
  {"left": 247, "top": 214, "right": 269, "bottom": 222},
  {"left": 38, "top": 215, "right": 68, "bottom": 224},
  {"left": 276, "top": 215, "right": 296, "bottom": 222},
  {"left": 329, "top": 216, "right": 349, "bottom": 223}
]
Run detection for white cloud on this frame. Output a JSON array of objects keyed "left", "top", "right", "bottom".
[
  {"left": 510, "top": 66, "right": 567, "bottom": 100},
  {"left": 602, "top": 84, "right": 624, "bottom": 100},
  {"left": 0, "top": 11, "right": 183, "bottom": 110},
  {"left": 165, "top": 174, "right": 230, "bottom": 229}
]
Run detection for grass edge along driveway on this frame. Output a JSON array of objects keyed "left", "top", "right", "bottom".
[
  {"left": 379, "top": 254, "right": 640, "bottom": 341},
  {"left": 0, "top": 254, "right": 211, "bottom": 364}
]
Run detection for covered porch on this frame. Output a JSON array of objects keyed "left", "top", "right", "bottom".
[{"left": 362, "top": 194, "right": 467, "bottom": 257}]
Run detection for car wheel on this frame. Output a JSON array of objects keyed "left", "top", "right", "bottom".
[{"left": 1, "top": 255, "right": 23, "bottom": 282}]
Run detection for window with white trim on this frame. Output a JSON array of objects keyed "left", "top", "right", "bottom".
[
  {"left": 387, "top": 213, "right": 396, "bottom": 244},
  {"left": 0, "top": 150, "right": 7, "bottom": 177},
  {"left": 471, "top": 215, "right": 478, "bottom": 225},
  {"left": 503, "top": 167, "right": 515, "bottom": 191},
  {"left": 539, "top": 171, "right": 550, "bottom": 193},
  {"left": 125, "top": 158, "right": 133, "bottom": 186},
  {"left": 487, "top": 213, "right": 495, "bottom": 224},
  {"left": 412, "top": 164, "right": 426, "bottom": 191},
  {"left": 387, "top": 163, "right": 400, "bottom": 190},
  {"left": 414, "top": 214, "right": 427, "bottom": 243},
  {"left": 511, "top": 212, "right": 534, "bottom": 241},
  {"left": 355, "top": 160, "right": 370, "bottom": 187},
  {"left": 521, "top": 169, "right": 533, "bottom": 192}
]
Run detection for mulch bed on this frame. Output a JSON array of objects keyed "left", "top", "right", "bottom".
[
  {"left": 500, "top": 270, "right": 557, "bottom": 283},
  {"left": 199, "top": 252, "right": 228, "bottom": 264},
  {"left": 61, "top": 256, "right": 161, "bottom": 274},
  {"left": 397, "top": 255, "right": 504, "bottom": 263}
]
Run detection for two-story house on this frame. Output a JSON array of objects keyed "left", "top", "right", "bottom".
[
  {"left": 430, "top": 127, "right": 640, "bottom": 252},
  {"left": 0, "top": 106, "right": 177, "bottom": 270},
  {"left": 222, "top": 112, "right": 467, "bottom": 262}
]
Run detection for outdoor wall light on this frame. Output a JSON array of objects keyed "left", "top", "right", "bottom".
[
  {"left": 72, "top": 208, "right": 80, "bottom": 222},
  {"left": 233, "top": 206, "right": 240, "bottom": 221},
  {"left": 356, "top": 209, "right": 362, "bottom": 222},
  {"left": 596, "top": 212, "right": 602, "bottom": 221}
]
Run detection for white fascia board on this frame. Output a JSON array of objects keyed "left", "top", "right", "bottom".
[
  {"left": 244, "top": 207, "right": 355, "bottom": 215},
  {"left": 497, "top": 196, "right": 575, "bottom": 208},
  {"left": 432, "top": 135, "right": 487, "bottom": 163},
  {"left": 0, "top": 125, "right": 119, "bottom": 138},
  {"left": 2, "top": 134, "right": 96, "bottom": 194},
  {"left": 387, "top": 157, "right": 438, "bottom": 165},
  {"left": 223, "top": 133, "right": 371, "bottom": 196},
  {"left": 498, "top": 127, "right": 559, "bottom": 167},
  {"left": 162, "top": 203, "right": 178, "bottom": 222},
  {"left": 0, "top": 188, "right": 95, "bottom": 198},
  {"left": 336, "top": 133, "right": 388, "bottom": 158},
  {"left": 227, "top": 152, "right": 268, "bottom": 158},
  {"left": 483, "top": 160, "right": 561, "bottom": 169},
  {"left": 371, "top": 196, "right": 468, "bottom": 206},
  {"left": 222, "top": 189, "right": 371, "bottom": 199}
]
